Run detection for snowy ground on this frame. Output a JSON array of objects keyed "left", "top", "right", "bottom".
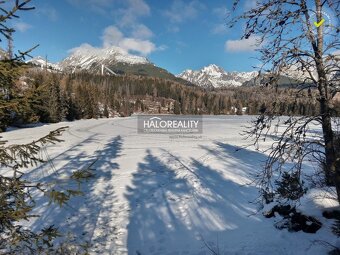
[{"left": 2, "top": 116, "right": 339, "bottom": 254}]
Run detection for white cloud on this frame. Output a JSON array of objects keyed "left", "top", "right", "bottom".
[
  {"left": 102, "top": 26, "right": 124, "bottom": 48},
  {"left": 69, "top": 43, "right": 131, "bottom": 57},
  {"left": 131, "top": 24, "right": 153, "bottom": 39},
  {"left": 68, "top": 43, "right": 99, "bottom": 54},
  {"left": 67, "top": 0, "right": 158, "bottom": 56},
  {"left": 101, "top": 25, "right": 156, "bottom": 56},
  {"left": 225, "top": 36, "right": 261, "bottom": 52},
  {"left": 119, "top": 38, "right": 156, "bottom": 55},
  {"left": 120, "top": 0, "right": 150, "bottom": 25},
  {"left": 164, "top": 0, "right": 204, "bottom": 24},
  {"left": 13, "top": 22, "right": 32, "bottom": 32}
]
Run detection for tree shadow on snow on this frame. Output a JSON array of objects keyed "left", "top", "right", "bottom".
[
  {"left": 125, "top": 149, "right": 194, "bottom": 255},
  {"left": 200, "top": 142, "right": 268, "bottom": 180},
  {"left": 26, "top": 134, "right": 98, "bottom": 181},
  {"left": 29, "top": 135, "right": 123, "bottom": 251},
  {"left": 125, "top": 144, "right": 270, "bottom": 255}
]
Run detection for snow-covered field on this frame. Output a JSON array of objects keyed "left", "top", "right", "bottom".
[{"left": 2, "top": 116, "right": 338, "bottom": 254}]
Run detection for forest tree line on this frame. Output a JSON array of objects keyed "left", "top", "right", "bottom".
[{"left": 1, "top": 67, "right": 339, "bottom": 131}]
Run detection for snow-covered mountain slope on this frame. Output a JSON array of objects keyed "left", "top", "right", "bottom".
[
  {"left": 56, "top": 45, "right": 185, "bottom": 82},
  {"left": 177, "top": 64, "right": 258, "bottom": 88},
  {"left": 25, "top": 46, "right": 185, "bottom": 82},
  {"left": 26, "top": 56, "right": 61, "bottom": 71},
  {"left": 59, "top": 45, "right": 150, "bottom": 72}
]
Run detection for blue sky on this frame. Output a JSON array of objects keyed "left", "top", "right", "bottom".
[{"left": 6, "top": 0, "right": 264, "bottom": 74}]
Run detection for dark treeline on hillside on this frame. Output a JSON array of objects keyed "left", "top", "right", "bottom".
[{"left": 1, "top": 69, "right": 340, "bottom": 131}]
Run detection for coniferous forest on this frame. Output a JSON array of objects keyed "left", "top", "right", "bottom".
[{"left": 2, "top": 66, "right": 339, "bottom": 131}]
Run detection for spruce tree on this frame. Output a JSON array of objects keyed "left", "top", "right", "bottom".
[
  {"left": 47, "top": 75, "right": 62, "bottom": 123},
  {"left": 0, "top": 2, "right": 91, "bottom": 253}
]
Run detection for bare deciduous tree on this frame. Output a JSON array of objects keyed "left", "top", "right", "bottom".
[{"left": 230, "top": 0, "right": 340, "bottom": 202}]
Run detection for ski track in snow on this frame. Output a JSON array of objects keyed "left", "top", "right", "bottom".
[{"left": 2, "top": 116, "right": 338, "bottom": 255}]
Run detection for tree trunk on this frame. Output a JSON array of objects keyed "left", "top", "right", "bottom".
[
  {"left": 314, "top": 0, "right": 340, "bottom": 203},
  {"left": 320, "top": 99, "right": 336, "bottom": 182},
  {"left": 318, "top": 69, "right": 340, "bottom": 204},
  {"left": 335, "top": 135, "right": 340, "bottom": 203}
]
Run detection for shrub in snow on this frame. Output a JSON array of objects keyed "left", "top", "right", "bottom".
[{"left": 275, "top": 172, "right": 307, "bottom": 201}]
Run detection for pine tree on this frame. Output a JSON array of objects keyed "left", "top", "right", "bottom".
[
  {"left": 0, "top": 2, "right": 91, "bottom": 253},
  {"left": 47, "top": 75, "right": 62, "bottom": 123},
  {"left": 103, "top": 103, "right": 109, "bottom": 118},
  {"left": 236, "top": 101, "right": 243, "bottom": 115},
  {"left": 174, "top": 101, "right": 181, "bottom": 114},
  {"left": 0, "top": 60, "right": 25, "bottom": 130}
]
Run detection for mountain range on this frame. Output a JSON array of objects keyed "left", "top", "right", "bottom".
[
  {"left": 177, "top": 64, "right": 258, "bottom": 88},
  {"left": 27, "top": 46, "right": 187, "bottom": 84},
  {"left": 26, "top": 46, "right": 304, "bottom": 88}
]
